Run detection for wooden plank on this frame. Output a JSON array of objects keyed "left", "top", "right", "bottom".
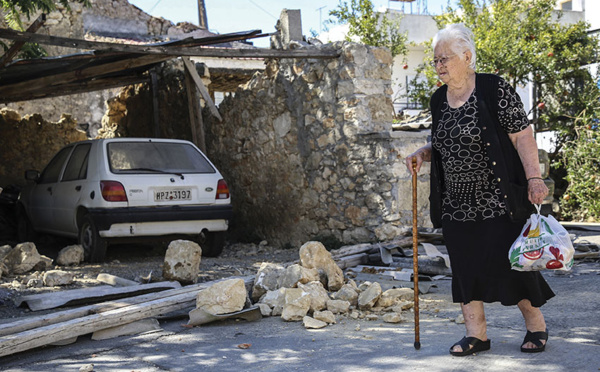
[
  {"left": 182, "top": 56, "right": 222, "bottom": 122},
  {"left": 91, "top": 318, "right": 161, "bottom": 340},
  {"left": 335, "top": 253, "right": 369, "bottom": 270},
  {"left": 16, "top": 281, "right": 182, "bottom": 311},
  {"left": 0, "top": 27, "right": 339, "bottom": 59},
  {"left": 150, "top": 68, "right": 161, "bottom": 138},
  {"left": 0, "top": 74, "right": 150, "bottom": 104},
  {"left": 184, "top": 67, "right": 202, "bottom": 149},
  {"left": 0, "top": 276, "right": 253, "bottom": 339},
  {"left": 0, "top": 14, "right": 46, "bottom": 68},
  {"left": 0, "top": 54, "right": 172, "bottom": 100}
]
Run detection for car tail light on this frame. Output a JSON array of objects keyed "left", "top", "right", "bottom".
[
  {"left": 101, "top": 181, "right": 128, "bottom": 202},
  {"left": 216, "top": 179, "right": 230, "bottom": 199}
]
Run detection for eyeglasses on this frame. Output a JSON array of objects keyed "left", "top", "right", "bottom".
[{"left": 430, "top": 54, "right": 456, "bottom": 67}]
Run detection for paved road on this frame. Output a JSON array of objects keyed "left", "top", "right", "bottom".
[{"left": 1, "top": 258, "right": 599, "bottom": 371}]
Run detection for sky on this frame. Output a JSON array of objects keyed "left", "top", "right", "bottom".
[{"left": 128, "top": 0, "right": 458, "bottom": 47}]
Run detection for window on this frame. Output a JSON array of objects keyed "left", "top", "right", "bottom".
[
  {"left": 38, "top": 146, "right": 72, "bottom": 184},
  {"left": 62, "top": 143, "right": 91, "bottom": 182},
  {"left": 108, "top": 142, "right": 215, "bottom": 174}
]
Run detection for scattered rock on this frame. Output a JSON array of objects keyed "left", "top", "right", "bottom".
[
  {"left": 43, "top": 270, "right": 75, "bottom": 286},
  {"left": 162, "top": 240, "right": 202, "bottom": 284},
  {"left": 383, "top": 312, "right": 404, "bottom": 323},
  {"left": 376, "top": 287, "right": 413, "bottom": 308},
  {"left": 303, "top": 316, "right": 328, "bottom": 329},
  {"left": 32, "top": 255, "right": 54, "bottom": 271},
  {"left": 313, "top": 310, "right": 336, "bottom": 324},
  {"left": 297, "top": 281, "right": 329, "bottom": 312},
  {"left": 299, "top": 241, "right": 344, "bottom": 291},
  {"left": 26, "top": 278, "right": 43, "bottom": 288},
  {"left": 350, "top": 309, "right": 360, "bottom": 319},
  {"left": 0, "top": 244, "right": 11, "bottom": 259},
  {"left": 4, "top": 242, "right": 41, "bottom": 275},
  {"left": 278, "top": 264, "right": 319, "bottom": 288},
  {"left": 358, "top": 282, "right": 382, "bottom": 310},
  {"left": 0, "top": 262, "right": 7, "bottom": 279},
  {"left": 251, "top": 262, "right": 285, "bottom": 302},
  {"left": 195, "top": 278, "right": 247, "bottom": 315},
  {"left": 79, "top": 364, "right": 94, "bottom": 372},
  {"left": 326, "top": 299, "right": 350, "bottom": 314},
  {"left": 365, "top": 314, "right": 379, "bottom": 321},
  {"left": 281, "top": 288, "right": 311, "bottom": 321},
  {"left": 454, "top": 314, "right": 465, "bottom": 324},
  {"left": 391, "top": 300, "right": 414, "bottom": 312},
  {"left": 56, "top": 245, "right": 84, "bottom": 266},
  {"left": 358, "top": 281, "right": 371, "bottom": 292},
  {"left": 259, "top": 288, "right": 287, "bottom": 316},
  {"left": 258, "top": 303, "right": 272, "bottom": 316},
  {"left": 332, "top": 283, "right": 359, "bottom": 306}
]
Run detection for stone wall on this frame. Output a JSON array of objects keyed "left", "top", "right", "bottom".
[
  {"left": 204, "top": 41, "right": 431, "bottom": 248},
  {"left": 0, "top": 109, "right": 87, "bottom": 186}
]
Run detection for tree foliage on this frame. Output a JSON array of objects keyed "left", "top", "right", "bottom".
[
  {"left": 558, "top": 75, "right": 600, "bottom": 221},
  {"left": 328, "top": 0, "right": 408, "bottom": 58},
  {"left": 1, "top": 0, "right": 89, "bottom": 59}
]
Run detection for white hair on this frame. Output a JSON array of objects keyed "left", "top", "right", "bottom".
[{"left": 432, "top": 23, "right": 476, "bottom": 70}]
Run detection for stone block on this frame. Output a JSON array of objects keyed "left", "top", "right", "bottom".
[{"left": 196, "top": 278, "right": 247, "bottom": 315}]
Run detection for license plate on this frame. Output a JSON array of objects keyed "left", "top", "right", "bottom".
[{"left": 155, "top": 189, "right": 192, "bottom": 201}]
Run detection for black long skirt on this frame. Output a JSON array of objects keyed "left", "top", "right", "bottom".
[{"left": 442, "top": 214, "right": 555, "bottom": 307}]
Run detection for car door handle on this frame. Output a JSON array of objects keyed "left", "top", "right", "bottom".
[{"left": 75, "top": 185, "right": 82, "bottom": 191}]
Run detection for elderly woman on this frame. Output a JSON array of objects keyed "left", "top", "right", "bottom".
[{"left": 405, "top": 24, "right": 554, "bottom": 356}]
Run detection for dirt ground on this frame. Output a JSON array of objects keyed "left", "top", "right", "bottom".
[{"left": 0, "top": 240, "right": 299, "bottom": 323}]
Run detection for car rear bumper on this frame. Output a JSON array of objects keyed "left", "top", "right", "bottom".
[{"left": 88, "top": 204, "right": 233, "bottom": 238}]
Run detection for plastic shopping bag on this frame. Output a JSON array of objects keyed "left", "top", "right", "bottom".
[{"left": 508, "top": 205, "right": 574, "bottom": 271}]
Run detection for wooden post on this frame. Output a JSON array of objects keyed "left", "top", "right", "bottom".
[
  {"left": 198, "top": 0, "right": 209, "bottom": 30},
  {"left": 184, "top": 67, "right": 204, "bottom": 152},
  {"left": 150, "top": 69, "right": 160, "bottom": 138}
]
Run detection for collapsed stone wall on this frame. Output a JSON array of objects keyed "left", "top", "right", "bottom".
[
  {"left": 204, "top": 42, "right": 431, "bottom": 248},
  {"left": 0, "top": 109, "right": 87, "bottom": 186}
]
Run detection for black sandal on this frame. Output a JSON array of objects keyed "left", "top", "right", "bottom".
[
  {"left": 449, "top": 336, "right": 491, "bottom": 356},
  {"left": 521, "top": 330, "right": 548, "bottom": 353}
]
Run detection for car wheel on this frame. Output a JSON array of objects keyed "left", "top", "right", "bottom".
[
  {"left": 79, "top": 215, "right": 107, "bottom": 263},
  {"left": 16, "top": 206, "right": 37, "bottom": 243},
  {"left": 195, "top": 231, "right": 226, "bottom": 257}
]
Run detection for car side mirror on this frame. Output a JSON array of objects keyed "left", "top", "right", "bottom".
[{"left": 24, "top": 170, "right": 40, "bottom": 182}]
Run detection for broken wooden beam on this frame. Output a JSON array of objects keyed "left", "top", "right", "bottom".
[
  {"left": 390, "top": 256, "right": 452, "bottom": 277},
  {"left": 182, "top": 56, "right": 223, "bottom": 122},
  {"left": 0, "top": 276, "right": 254, "bottom": 357},
  {"left": 16, "top": 281, "right": 182, "bottom": 311},
  {"left": 0, "top": 27, "right": 340, "bottom": 59}
]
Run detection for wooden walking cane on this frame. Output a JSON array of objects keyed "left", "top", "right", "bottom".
[{"left": 412, "top": 157, "right": 421, "bottom": 350}]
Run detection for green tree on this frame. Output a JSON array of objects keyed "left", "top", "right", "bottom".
[
  {"left": 328, "top": 0, "right": 408, "bottom": 58},
  {"left": 1, "top": 0, "right": 89, "bottom": 59}
]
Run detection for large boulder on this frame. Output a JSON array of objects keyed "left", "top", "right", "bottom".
[
  {"left": 163, "top": 240, "right": 202, "bottom": 284},
  {"left": 0, "top": 245, "right": 12, "bottom": 260},
  {"left": 251, "top": 262, "right": 285, "bottom": 302},
  {"left": 326, "top": 299, "right": 350, "bottom": 314},
  {"left": 196, "top": 278, "right": 247, "bottom": 315},
  {"left": 299, "top": 241, "right": 344, "bottom": 291},
  {"left": 56, "top": 245, "right": 84, "bottom": 266},
  {"left": 3, "top": 242, "right": 40, "bottom": 275}
]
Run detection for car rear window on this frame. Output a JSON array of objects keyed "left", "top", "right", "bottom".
[{"left": 107, "top": 142, "right": 216, "bottom": 174}]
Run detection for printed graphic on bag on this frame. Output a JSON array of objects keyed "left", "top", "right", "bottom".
[{"left": 508, "top": 211, "right": 575, "bottom": 272}]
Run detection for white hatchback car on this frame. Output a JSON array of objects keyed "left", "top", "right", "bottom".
[{"left": 17, "top": 138, "right": 232, "bottom": 262}]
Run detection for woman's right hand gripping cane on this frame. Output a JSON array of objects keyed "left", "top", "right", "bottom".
[{"left": 405, "top": 143, "right": 432, "bottom": 176}]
